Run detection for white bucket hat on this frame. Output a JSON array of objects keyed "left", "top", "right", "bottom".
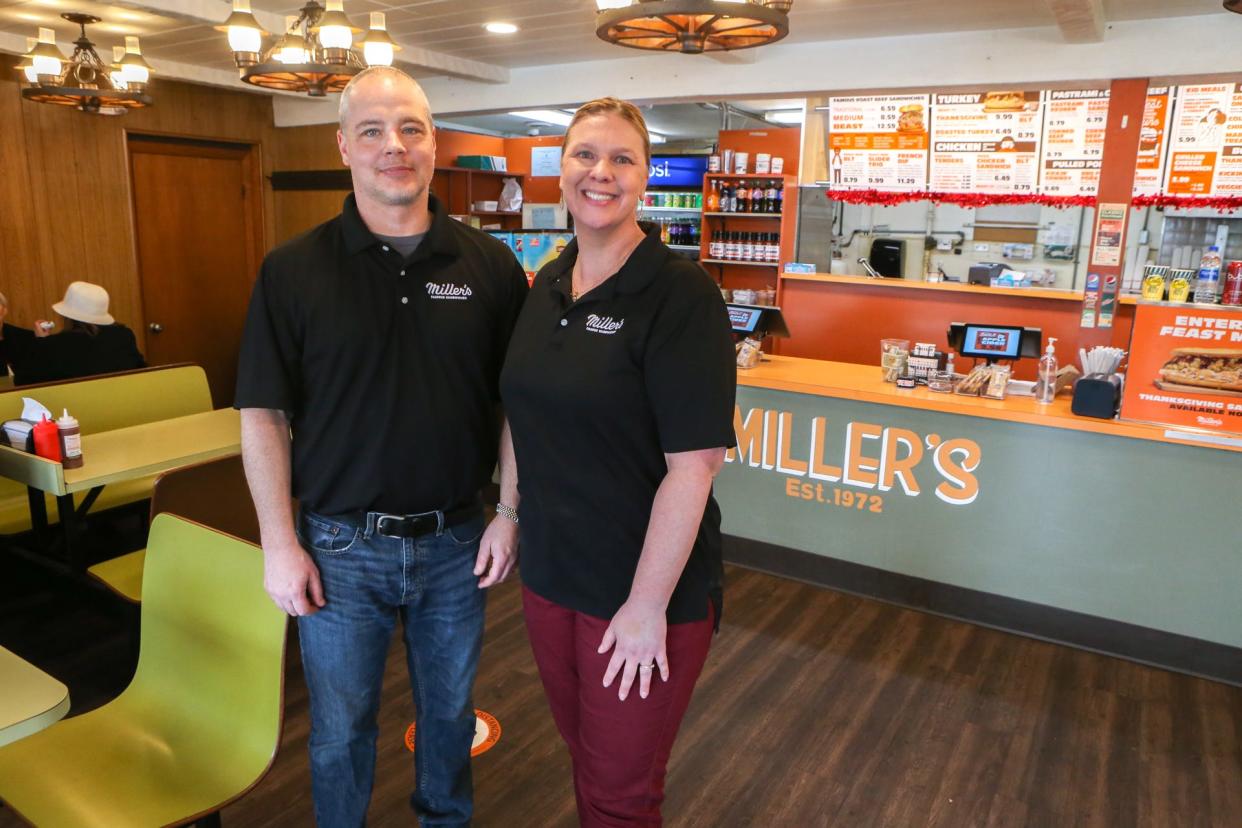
[{"left": 52, "top": 281, "right": 114, "bottom": 326}]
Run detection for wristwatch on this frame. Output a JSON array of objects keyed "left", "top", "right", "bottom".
[{"left": 496, "top": 503, "right": 519, "bottom": 525}]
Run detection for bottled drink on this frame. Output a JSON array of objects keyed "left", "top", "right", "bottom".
[
  {"left": 721, "top": 183, "right": 733, "bottom": 213},
  {"left": 736, "top": 181, "right": 749, "bottom": 213},
  {"left": 764, "top": 180, "right": 778, "bottom": 214},
  {"left": 773, "top": 181, "right": 784, "bottom": 214},
  {"left": 1223, "top": 261, "right": 1242, "bottom": 305},
  {"left": 1195, "top": 246, "right": 1221, "bottom": 303},
  {"left": 706, "top": 181, "right": 720, "bottom": 212},
  {"left": 751, "top": 181, "right": 764, "bottom": 213}
]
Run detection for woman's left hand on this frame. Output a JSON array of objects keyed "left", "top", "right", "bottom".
[{"left": 598, "top": 599, "right": 668, "bottom": 701}]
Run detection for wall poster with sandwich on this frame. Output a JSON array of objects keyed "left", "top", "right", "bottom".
[
  {"left": 929, "top": 90, "right": 1044, "bottom": 194},
  {"left": 1120, "top": 303, "right": 1242, "bottom": 437}
]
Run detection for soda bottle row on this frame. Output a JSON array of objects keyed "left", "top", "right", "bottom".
[
  {"left": 708, "top": 231, "right": 780, "bottom": 263},
  {"left": 705, "top": 179, "right": 783, "bottom": 214},
  {"left": 656, "top": 217, "right": 700, "bottom": 248}
]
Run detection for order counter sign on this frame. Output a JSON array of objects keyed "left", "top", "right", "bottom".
[{"left": 405, "top": 709, "right": 501, "bottom": 757}]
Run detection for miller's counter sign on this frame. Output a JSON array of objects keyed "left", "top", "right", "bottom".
[
  {"left": 726, "top": 406, "right": 982, "bottom": 511},
  {"left": 1120, "top": 303, "right": 1242, "bottom": 436}
]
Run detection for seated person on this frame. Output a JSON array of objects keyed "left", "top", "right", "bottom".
[{"left": 0, "top": 282, "right": 146, "bottom": 386}]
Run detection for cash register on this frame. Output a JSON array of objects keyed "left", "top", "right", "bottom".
[{"left": 727, "top": 303, "right": 790, "bottom": 368}]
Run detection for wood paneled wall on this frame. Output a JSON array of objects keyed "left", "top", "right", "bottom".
[{"left": 0, "top": 55, "right": 276, "bottom": 350}]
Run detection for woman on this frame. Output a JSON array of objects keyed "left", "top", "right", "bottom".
[
  {"left": 499, "top": 98, "right": 736, "bottom": 826},
  {"left": 0, "top": 281, "right": 145, "bottom": 386}
]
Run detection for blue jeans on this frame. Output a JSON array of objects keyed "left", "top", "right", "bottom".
[{"left": 296, "top": 507, "right": 487, "bottom": 828}]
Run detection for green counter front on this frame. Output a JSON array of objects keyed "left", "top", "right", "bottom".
[{"left": 715, "top": 356, "right": 1241, "bottom": 684}]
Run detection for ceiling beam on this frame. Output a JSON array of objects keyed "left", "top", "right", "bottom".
[
  {"left": 1046, "top": 0, "right": 1105, "bottom": 43},
  {"left": 110, "top": 0, "right": 509, "bottom": 83}
]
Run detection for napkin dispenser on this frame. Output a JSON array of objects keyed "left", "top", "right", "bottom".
[{"left": 1071, "top": 373, "right": 1122, "bottom": 419}]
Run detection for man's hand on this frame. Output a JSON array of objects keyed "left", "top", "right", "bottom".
[
  {"left": 474, "top": 515, "right": 518, "bottom": 588},
  {"left": 263, "top": 540, "right": 325, "bottom": 616},
  {"left": 34, "top": 319, "right": 53, "bottom": 338}
]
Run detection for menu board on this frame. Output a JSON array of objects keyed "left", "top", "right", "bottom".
[
  {"left": 826, "top": 94, "right": 930, "bottom": 191},
  {"left": 1133, "top": 87, "right": 1174, "bottom": 197},
  {"left": 1163, "top": 83, "right": 1242, "bottom": 197},
  {"left": 929, "top": 91, "right": 1043, "bottom": 194},
  {"left": 1039, "top": 89, "right": 1109, "bottom": 197}
]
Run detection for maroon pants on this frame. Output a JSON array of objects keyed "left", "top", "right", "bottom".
[{"left": 522, "top": 586, "right": 714, "bottom": 828}]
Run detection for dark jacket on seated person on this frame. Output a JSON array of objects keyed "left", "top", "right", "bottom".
[{"left": 1, "top": 322, "right": 146, "bottom": 386}]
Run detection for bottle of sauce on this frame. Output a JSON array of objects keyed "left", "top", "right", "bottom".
[
  {"left": 751, "top": 181, "right": 764, "bottom": 213},
  {"left": 57, "top": 408, "right": 83, "bottom": 469},
  {"left": 736, "top": 181, "right": 750, "bottom": 213},
  {"left": 773, "top": 181, "right": 784, "bottom": 214},
  {"left": 764, "top": 179, "right": 778, "bottom": 214},
  {"left": 33, "top": 415, "right": 62, "bottom": 462}
]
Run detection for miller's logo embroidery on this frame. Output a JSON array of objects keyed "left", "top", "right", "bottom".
[
  {"left": 585, "top": 314, "right": 624, "bottom": 335},
  {"left": 425, "top": 282, "right": 473, "bottom": 300}
]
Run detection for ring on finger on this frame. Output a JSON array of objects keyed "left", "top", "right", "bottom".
[{"left": 639, "top": 663, "right": 654, "bottom": 671}]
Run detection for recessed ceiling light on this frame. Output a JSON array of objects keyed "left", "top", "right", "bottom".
[
  {"left": 765, "top": 109, "right": 804, "bottom": 125},
  {"left": 484, "top": 22, "right": 518, "bottom": 34},
  {"left": 650, "top": 132, "right": 667, "bottom": 144},
  {"left": 510, "top": 109, "right": 574, "bottom": 127}
]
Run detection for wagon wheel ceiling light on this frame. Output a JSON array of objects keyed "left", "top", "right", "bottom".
[
  {"left": 219, "top": 0, "right": 400, "bottom": 97},
  {"left": 18, "top": 13, "right": 152, "bottom": 113},
  {"left": 595, "top": 0, "right": 792, "bottom": 54}
]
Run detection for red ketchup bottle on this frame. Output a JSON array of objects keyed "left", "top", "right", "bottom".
[{"left": 33, "top": 415, "right": 62, "bottom": 462}]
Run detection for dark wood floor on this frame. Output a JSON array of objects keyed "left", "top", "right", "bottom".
[{"left": 3, "top": 550, "right": 1241, "bottom": 826}]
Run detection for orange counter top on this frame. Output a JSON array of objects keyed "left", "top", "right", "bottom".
[
  {"left": 780, "top": 272, "right": 1140, "bottom": 305},
  {"left": 738, "top": 355, "right": 1241, "bottom": 453}
]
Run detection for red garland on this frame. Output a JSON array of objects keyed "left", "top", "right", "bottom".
[
  {"left": 823, "top": 188, "right": 1242, "bottom": 212},
  {"left": 1131, "top": 194, "right": 1242, "bottom": 212},
  {"left": 823, "top": 188, "right": 1096, "bottom": 208}
]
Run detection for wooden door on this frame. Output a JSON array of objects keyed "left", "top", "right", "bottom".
[{"left": 129, "top": 135, "right": 264, "bottom": 407}]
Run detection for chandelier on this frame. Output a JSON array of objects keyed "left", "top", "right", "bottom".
[
  {"left": 18, "top": 14, "right": 152, "bottom": 112},
  {"left": 219, "top": 0, "right": 400, "bottom": 97},
  {"left": 595, "top": 0, "right": 792, "bottom": 54}
]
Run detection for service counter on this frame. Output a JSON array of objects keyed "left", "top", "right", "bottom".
[
  {"left": 715, "top": 355, "right": 1242, "bottom": 684},
  {"left": 776, "top": 273, "right": 1136, "bottom": 380}
]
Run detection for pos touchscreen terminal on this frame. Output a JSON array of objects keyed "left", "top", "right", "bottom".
[{"left": 726, "top": 303, "right": 791, "bottom": 340}]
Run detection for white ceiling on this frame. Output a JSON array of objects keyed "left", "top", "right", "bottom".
[{"left": 0, "top": 0, "right": 1228, "bottom": 90}]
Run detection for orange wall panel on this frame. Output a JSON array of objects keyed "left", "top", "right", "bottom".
[
  {"left": 504, "top": 136, "right": 565, "bottom": 204},
  {"left": 717, "top": 128, "right": 800, "bottom": 174}
]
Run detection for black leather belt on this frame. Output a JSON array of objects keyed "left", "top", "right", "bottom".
[{"left": 368, "top": 503, "right": 481, "bottom": 539}]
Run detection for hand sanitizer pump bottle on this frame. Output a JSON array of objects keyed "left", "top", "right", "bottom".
[{"left": 1037, "top": 337, "right": 1058, "bottom": 404}]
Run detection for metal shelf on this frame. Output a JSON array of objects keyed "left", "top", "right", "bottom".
[
  {"left": 640, "top": 206, "right": 701, "bottom": 214},
  {"left": 702, "top": 212, "right": 783, "bottom": 219},
  {"left": 668, "top": 244, "right": 701, "bottom": 252}
]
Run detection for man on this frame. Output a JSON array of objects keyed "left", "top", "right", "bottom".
[{"left": 235, "top": 67, "right": 525, "bottom": 827}]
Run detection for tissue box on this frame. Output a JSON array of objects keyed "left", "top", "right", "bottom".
[
  {"left": 2, "top": 419, "right": 35, "bottom": 452},
  {"left": 472, "top": 200, "right": 500, "bottom": 212}
]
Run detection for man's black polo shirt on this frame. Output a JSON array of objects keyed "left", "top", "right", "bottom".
[
  {"left": 499, "top": 227, "right": 737, "bottom": 625},
  {"left": 235, "top": 193, "right": 527, "bottom": 516}
]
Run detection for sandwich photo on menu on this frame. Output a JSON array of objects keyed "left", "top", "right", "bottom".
[
  {"left": 982, "top": 90, "right": 1026, "bottom": 111},
  {"left": 1156, "top": 348, "right": 1242, "bottom": 395}
]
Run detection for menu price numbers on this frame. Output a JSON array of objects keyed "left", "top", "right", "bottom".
[
  {"left": 1085, "top": 115, "right": 1106, "bottom": 125},
  {"left": 841, "top": 176, "right": 860, "bottom": 184},
  {"left": 785, "top": 479, "right": 885, "bottom": 513},
  {"left": 896, "top": 177, "right": 918, "bottom": 185}
]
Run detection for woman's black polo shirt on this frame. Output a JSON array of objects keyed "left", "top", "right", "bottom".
[
  {"left": 499, "top": 227, "right": 737, "bottom": 625},
  {"left": 235, "top": 193, "right": 527, "bottom": 516}
]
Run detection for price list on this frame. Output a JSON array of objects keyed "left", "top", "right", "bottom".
[
  {"left": 1163, "top": 83, "right": 1242, "bottom": 197},
  {"left": 1039, "top": 89, "right": 1109, "bottom": 197},
  {"left": 826, "top": 94, "right": 930, "bottom": 191},
  {"left": 1133, "top": 87, "right": 1173, "bottom": 197},
  {"left": 929, "top": 91, "right": 1044, "bottom": 194}
]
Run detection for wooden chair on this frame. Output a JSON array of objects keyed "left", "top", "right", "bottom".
[
  {"left": 0, "top": 513, "right": 286, "bottom": 827},
  {"left": 88, "top": 454, "right": 258, "bottom": 603}
]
